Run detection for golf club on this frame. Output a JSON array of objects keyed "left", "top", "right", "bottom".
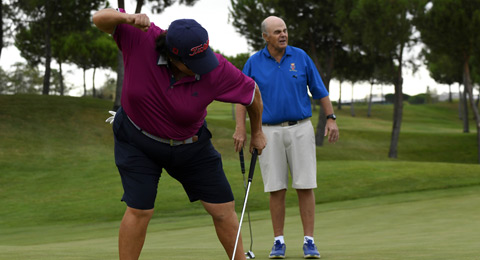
[
  {"left": 239, "top": 149, "right": 255, "bottom": 259},
  {"left": 232, "top": 148, "right": 258, "bottom": 260}
]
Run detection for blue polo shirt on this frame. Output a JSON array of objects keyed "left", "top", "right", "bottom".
[{"left": 243, "top": 45, "right": 328, "bottom": 124}]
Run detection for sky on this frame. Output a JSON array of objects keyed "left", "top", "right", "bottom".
[{"left": 0, "top": 0, "right": 458, "bottom": 101}]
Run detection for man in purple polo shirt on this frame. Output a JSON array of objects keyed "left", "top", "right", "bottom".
[{"left": 93, "top": 8, "right": 266, "bottom": 260}]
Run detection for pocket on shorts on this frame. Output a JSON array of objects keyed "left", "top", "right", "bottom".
[{"left": 113, "top": 107, "right": 126, "bottom": 139}]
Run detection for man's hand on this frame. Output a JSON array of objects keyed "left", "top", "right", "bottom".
[
  {"left": 233, "top": 126, "right": 266, "bottom": 155},
  {"left": 127, "top": 13, "right": 150, "bottom": 32},
  {"left": 233, "top": 126, "right": 247, "bottom": 153},
  {"left": 249, "top": 131, "right": 266, "bottom": 155},
  {"left": 324, "top": 120, "right": 339, "bottom": 143}
]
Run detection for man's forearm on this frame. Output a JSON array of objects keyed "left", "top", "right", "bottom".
[
  {"left": 246, "top": 85, "right": 263, "bottom": 135},
  {"left": 319, "top": 96, "right": 334, "bottom": 115},
  {"left": 235, "top": 104, "right": 247, "bottom": 132},
  {"left": 92, "top": 8, "right": 129, "bottom": 34},
  {"left": 93, "top": 8, "right": 150, "bottom": 34}
]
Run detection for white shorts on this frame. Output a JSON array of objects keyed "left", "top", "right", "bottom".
[{"left": 259, "top": 119, "right": 317, "bottom": 192}]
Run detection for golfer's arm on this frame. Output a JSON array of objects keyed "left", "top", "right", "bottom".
[
  {"left": 235, "top": 104, "right": 247, "bottom": 133},
  {"left": 93, "top": 8, "right": 131, "bottom": 34},
  {"left": 246, "top": 85, "right": 263, "bottom": 137},
  {"left": 319, "top": 95, "right": 335, "bottom": 116}
]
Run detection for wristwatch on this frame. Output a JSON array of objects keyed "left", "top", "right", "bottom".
[{"left": 326, "top": 114, "right": 336, "bottom": 120}]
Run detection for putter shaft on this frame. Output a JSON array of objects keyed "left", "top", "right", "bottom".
[{"left": 232, "top": 149, "right": 258, "bottom": 260}]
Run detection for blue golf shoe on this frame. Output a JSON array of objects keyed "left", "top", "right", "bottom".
[
  {"left": 269, "top": 240, "right": 286, "bottom": 259},
  {"left": 303, "top": 239, "right": 321, "bottom": 259}
]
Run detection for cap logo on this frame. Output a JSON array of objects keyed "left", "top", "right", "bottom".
[
  {"left": 189, "top": 39, "right": 209, "bottom": 57},
  {"left": 172, "top": 47, "right": 179, "bottom": 55}
]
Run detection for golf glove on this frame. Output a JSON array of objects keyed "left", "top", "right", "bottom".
[{"left": 105, "top": 111, "right": 116, "bottom": 124}]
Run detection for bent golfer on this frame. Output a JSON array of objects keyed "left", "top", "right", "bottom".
[{"left": 93, "top": 8, "right": 266, "bottom": 260}]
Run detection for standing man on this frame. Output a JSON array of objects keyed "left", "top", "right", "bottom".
[
  {"left": 234, "top": 16, "right": 339, "bottom": 259},
  {"left": 93, "top": 8, "right": 266, "bottom": 260}
]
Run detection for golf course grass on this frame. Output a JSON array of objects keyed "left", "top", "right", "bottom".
[{"left": 0, "top": 94, "right": 479, "bottom": 259}]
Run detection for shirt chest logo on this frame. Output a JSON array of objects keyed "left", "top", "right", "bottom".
[{"left": 289, "top": 63, "right": 297, "bottom": 72}]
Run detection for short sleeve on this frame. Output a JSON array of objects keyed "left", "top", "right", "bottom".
[{"left": 213, "top": 55, "right": 256, "bottom": 106}]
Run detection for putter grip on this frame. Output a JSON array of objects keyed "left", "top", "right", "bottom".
[
  {"left": 239, "top": 149, "right": 245, "bottom": 174},
  {"left": 248, "top": 149, "right": 258, "bottom": 182}
]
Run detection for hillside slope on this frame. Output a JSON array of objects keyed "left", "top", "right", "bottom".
[{"left": 0, "top": 94, "right": 479, "bottom": 229}]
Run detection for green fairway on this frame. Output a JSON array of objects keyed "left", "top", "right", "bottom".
[
  {"left": 1, "top": 94, "right": 479, "bottom": 259},
  {"left": 0, "top": 186, "right": 478, "bottom": 260}
]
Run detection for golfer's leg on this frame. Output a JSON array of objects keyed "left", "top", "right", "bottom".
[
  {"left": 296, "top": 189, "right": 315, "bottom": 237},
  {"left": 202, "top": 201, "right": 246, "bottom": 260},
  {"left": 270, "top": 189, "right": 287, "bottom": 236},
  {"left": 119, "top": 207, "right": 154, "bottom": 260}
]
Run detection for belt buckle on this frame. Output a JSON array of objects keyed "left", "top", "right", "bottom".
[{"left": 170, "top": 135, "right": 198, "bottom": 146}]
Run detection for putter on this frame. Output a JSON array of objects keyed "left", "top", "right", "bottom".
[
  {"left": 239, "top": 149, "right": 255, "bottom": 259},
  {"left": 232, "top": 148, "right": 258, "bottom": 260}
]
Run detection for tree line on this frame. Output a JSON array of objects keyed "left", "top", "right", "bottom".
[
  {"left": 229, "top": 0, "right": 480, "bottom": 162},
  {"left": 1, "top": 0, "right": 479, "bottom": 162},
  {"left": 0, "top": 0, "right": 198, "bottom": 97}
]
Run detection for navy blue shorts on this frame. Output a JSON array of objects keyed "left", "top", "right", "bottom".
[{"left": 112, "top": 107, "right": 234, "bottom": 210}]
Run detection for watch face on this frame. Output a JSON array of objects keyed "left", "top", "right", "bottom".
[{"left": 327, "top": 114, "right": 336, "bottom": 120}]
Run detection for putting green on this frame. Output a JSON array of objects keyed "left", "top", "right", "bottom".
[{"left": 0, "top": 186, "right": 478, "bottom": 260}]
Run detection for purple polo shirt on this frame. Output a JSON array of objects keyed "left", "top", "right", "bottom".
[{"left": 113, "top": 15, "right": 255, "bottom": 140}]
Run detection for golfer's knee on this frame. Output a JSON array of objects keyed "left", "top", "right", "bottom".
[
  {"left": 126, "top": 207, "right": 154, "bottom": 220},
  {"left": 203, "top": 201, "right": 236, "bottom": 222}
]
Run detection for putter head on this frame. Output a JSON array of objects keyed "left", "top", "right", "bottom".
[{"left": 245, "top": 251, "right": 255, "bottom": 259}]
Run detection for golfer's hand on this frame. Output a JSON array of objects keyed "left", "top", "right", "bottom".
[
  {"left": 250, "top": 131, "right": 266, "bottom": 155},
  {"left": 324, "top": 120, "right": 339, "bottom": 143},
  {"left": 127, "top": 13, "right": 150, "bottom": 32},
  {"left": 233, "top": 127, "right": 247, "bottom": 152},
  {"left": 105, "top": 111, "right": 116, "bottom": 124}
]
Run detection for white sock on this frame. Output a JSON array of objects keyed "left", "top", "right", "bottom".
[
  {"left": 304, "top": 236, "right": 314, "bottom": 244},
  {"left": 274, "top": 235, "right": 285, "bottom": 244}
]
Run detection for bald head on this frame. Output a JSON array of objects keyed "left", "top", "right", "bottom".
[
  {"left": 261, "top": 16, "right": 288, "bottom": 54},
  {"left": 261, "top": 16, "right": 286, "bottom": 36}
]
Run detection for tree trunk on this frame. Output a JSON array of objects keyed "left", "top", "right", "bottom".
[
  {"left": 42, "top": 18, "right": 52, "bottom": 95},
  {"left": 448, "top": 84, "right": 452, "bottom": 103},
  {"left": 388, "top": 79, "right": 403, "bottom": 158},
  {"left": 458, "top": 83, "right": 463, "bottom": 120},
  {"left": 135, "top": 0, "right": 144, "bottom": 13},
  {"left": 463, "top": 59, "right": 480, "bottom": 163},
  {"left": 83, "top": 68, "right": 87, "bottom": 96},
  {"left": 113, "top": 50, "right": 124, "bottom": 111},
  {"left": 381, "top": 85, "right": 385, "bottom": 104},
  {"left": 350, "top": 83, "right": 355, "bottom": 117},
  {"left": 92, "top": 67, "right": 96, "bottom": 97},
  {"left": 337, "top": 80, "right": 342, "bottom": 110},
  {"left": 388, "top": 53, "right": 404, "bottom": 159},
  {"left": 477, "top": 89, "right": 480, "bottom": 108},
  {"left": 113, "top": 0, "right": 126, "bottom": 111},
  {"left": 0, "top": 1, "right": 3, "bottom": 59},
  {"left": 59, "top": 62, "right": 64, "bottom": 96},
  {"left": 462, "top": 84, "right": 469, "bottom": 133},
  {"left": 367, "top": 82, "right": 373, "bottom": 117},
  {"left": 315, "top": 107, "right": 326, "bottom": 146},
  {"left": 311, "top": 41, "right": 334, "bottom": 147}
]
